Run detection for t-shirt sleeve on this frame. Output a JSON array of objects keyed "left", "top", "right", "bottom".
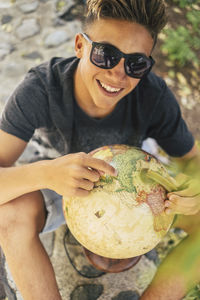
[
  {"left": 146, "top": 79, "right": 194, "bottom": 157},
  {"left": 0, "top": 69, "right": 49, "bottom": 142}
]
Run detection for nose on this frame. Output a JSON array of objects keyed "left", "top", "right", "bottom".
[{"left": 107, "top": 58, "right": 126, "bottom": 80}]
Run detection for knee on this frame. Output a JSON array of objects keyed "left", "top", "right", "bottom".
[{"left": 0, "top": 191, "right": 46, "bottom": 241}]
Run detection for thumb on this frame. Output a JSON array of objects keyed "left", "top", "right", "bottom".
[{"left": 168, "top": 187, "right": 196, "bottom": 198}]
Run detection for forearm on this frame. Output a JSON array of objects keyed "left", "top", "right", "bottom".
[{"left": 0, "top": 160, "right": 49, "bottom": 205}]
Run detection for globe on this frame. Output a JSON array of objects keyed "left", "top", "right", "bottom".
[{"left": 63, "top": 145, "right": 175, "bottom": 259}]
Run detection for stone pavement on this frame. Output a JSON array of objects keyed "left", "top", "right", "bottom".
[{"left": 0, "top": 1, "right": 194, "bottom": 299}]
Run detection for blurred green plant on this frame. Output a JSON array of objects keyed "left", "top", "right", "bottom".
[
  {"left": 183, "top": 283, "right": 200, "bottom": 300},
  {"left": 173, "top": 0, "right": 199, "bottom": 8},
  {"left": 161, "top": 8, "right": 200, "bottom": 66}
]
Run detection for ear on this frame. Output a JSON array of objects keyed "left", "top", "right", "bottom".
[{"left": 75, "top": 33, "right": 84, "bottom": 58}]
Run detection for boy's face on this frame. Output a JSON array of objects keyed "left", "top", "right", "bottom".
[{"left": 75, "top": 19, "right": 154, "bottom": 113}]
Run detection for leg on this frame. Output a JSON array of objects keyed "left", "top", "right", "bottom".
[
  {"left": 0, "top": 191, "right": 62, "bottom": 300},
  {"left": 141, "top": 212, "right": 200, "bottom": 300}
]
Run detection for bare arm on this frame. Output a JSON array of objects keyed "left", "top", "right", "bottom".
[
  {"left": 0, "top": 129, "right": 49, "bottom": 205},
  {"left": 0, "top": 130, "right": 117, "bottom": 205}
]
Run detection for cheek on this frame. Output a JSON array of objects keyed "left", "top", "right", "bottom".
[{"left": 80, "top": 59, "right": 95, "bottom": 80}]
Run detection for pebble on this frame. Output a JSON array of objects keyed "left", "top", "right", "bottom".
[
  {"left": 1, "top": 15, "right": 13, "bottom": 24},
  {"left": 44, "top": 30, "right": 70, "bottom": 47},
  {"left": 112, "top": 290, "right": 140, "bottom": 300},
  {"left": 22, "top": 51, "right": 43, "bottom": 60},
  {"left": 0, "top": 42, "right": 14, "bottom": 60},
  {"left": 16, "top": 18, "right": 40, "bottom": 40},
  {"left": 17, "top": 1, "right": 39, "bottom": 14},
  {"left": 70, "top": 284, "right": 103, "bottom": 300}
]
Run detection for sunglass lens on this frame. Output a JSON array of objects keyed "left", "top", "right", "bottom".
[
  {"left": 91, "top": 44, "right": 120, "bottom": 68},
  {"left": 125, "top": 55, "right": 152, "bottom": 78}
]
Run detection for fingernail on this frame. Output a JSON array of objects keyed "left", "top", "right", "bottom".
[
  {"left": 166, "top": 209, "right": 171, "bottom": 215},
  {"left": 165, "top": 202, "right": 170, "bottom": 207}
]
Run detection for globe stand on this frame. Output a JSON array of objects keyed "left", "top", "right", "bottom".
[
  {"left": 63, "top": 228, "right": 142, "bottom": 278},
  {"left": 83, "top": 247, "right": 142, "bottom": 273}
]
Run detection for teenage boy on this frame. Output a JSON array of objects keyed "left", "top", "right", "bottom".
[{"left": 0, "top": 1, "right": 199, "bottom": 299}]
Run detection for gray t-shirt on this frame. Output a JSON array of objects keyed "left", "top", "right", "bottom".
[{"left": 0, "top": 56, "right": 194, "bottom": 157}]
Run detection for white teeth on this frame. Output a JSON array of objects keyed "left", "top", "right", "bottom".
[{"left": 99, "top": 81, "right": 121, "bottom": 93}]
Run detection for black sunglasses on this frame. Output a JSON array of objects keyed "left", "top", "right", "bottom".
[{"left": 82, "top": 33, "right": 155, "bottom": 79}]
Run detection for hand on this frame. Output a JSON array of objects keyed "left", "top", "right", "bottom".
[
  {"left": 45, "top": 152, "right": 117, "bottom": 197},
  {"left": 164, "top": 189, "right": 200, "bottom": 216}
]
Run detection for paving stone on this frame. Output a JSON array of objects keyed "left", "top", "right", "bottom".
[
  {"left": 112, "top": 290, "right": 140, "bottom": 300},
  {"left": 1, "top": 15, "right": 13, "bottom": 24},
  {"left": 58, "top": 2, "right": 85, "bottom": 22},
  {"left": 0, "top": 43, "right": 14, "bottom": 60},
  {"left": 0, "top": 1, "right": 12, "bottom": 9},
  {"left": 22, "top": 50, "right": 43, "bottom": 60},
  {"left": 44, "top": 30, "right": 70, "bottom": 47},
  {"left": 70, "top": 284, "right": 103, "bottom": 300},
  {"left": 2, "top": 62, "right": 26, "bottom": 78},
  {"left": 17, "top": 1, "right": 39, "bottom": 14},
  {"left": 16, "top": 18, "right": 40, "bottom": 40},
  {"left": 0, "top": 49, "right": 10, "bottom": 61}
]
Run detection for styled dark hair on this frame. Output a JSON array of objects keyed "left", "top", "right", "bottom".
[{"left": 84, "top": 0, "right": 167, "bottom": 40}]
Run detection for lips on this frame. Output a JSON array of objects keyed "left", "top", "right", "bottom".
[{"left": 97, "top": 80, "right": 124, "bottom": 97}]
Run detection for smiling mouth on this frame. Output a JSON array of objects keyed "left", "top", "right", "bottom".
[{"left": 97, "top": 80, "right": 124, "bottom": 95}]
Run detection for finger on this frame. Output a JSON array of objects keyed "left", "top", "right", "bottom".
[
  {"left": 79, "top": 167, "right": 101, "bottom": 182},
  {"left": 165, "top": 207, "right": 198, "bottom": 215},
  {"left": 164, "top": 201, "right": 186, "bottom": 214},
  {"left": 78, "top": 178, "right": 94, "bottom": 191},
  {"left": 168, "top": 186, "right": 198, "bottom": 197},
  {"left": 83, "top": 156, "right": 117, "bottom": 176},
  {"left": 167, "top": 194, "right": 198, "bottom": 208},
  {"left": 164, "top": 199, "right": 184, "bottom": 213},
  {"left": 165, "top": 197, "right": 199, "bottom": 215},
  {"left": 74, "top": 188, "right": 90, "bottom": 197},
  {"left": 165, "top": 208, "right": 174, "bottom": 215}
]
